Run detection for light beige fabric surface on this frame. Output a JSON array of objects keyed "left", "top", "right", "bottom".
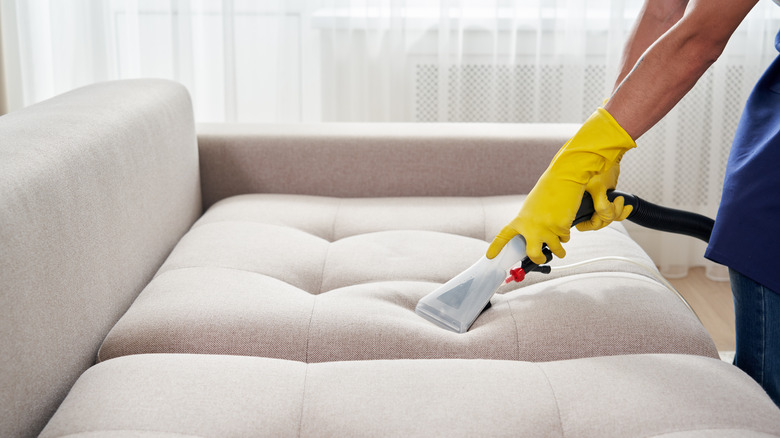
[
  {"left": 41, "top": 353, "right": 780, "bottom": 437},
  {"left": 0, "top": 20, "right": 7, "bottom": 116},
  {"left": 98, "top": 194, "right": 717, "bottom": 363},
  {"left": 196, "top": 122, "right": 577, "bottom": 209},
  {"left": 0, "top": 80, "right": 201, "bottom": 437}
]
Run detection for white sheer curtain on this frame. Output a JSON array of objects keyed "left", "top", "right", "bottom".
[{"left": 2, "top": 0, "right": 780, "bottom": 277}]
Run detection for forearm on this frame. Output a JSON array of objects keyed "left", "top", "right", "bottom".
[
  {"left": 606, "top": 27, "right": 718, "bottom": 139},
  {"left": 613, "top": 0, "right": 688, "bottom": 92},
  {"left": 606, "top": 0, "right": 759, "bottom": 140}
]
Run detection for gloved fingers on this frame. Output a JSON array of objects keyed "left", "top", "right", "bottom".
[
  {"left": 591, "top": 187, "right": 617, "bottom": 223},
  {"left": 524, "top": 237, "right": 549, "bottom": 265},
  {"left": 575, "top": 196, "right": 633, "bottom": 232},
  {"left": 614, "top": 196, "right": 634, "bottom": 221},
  {"left": 491, "top": 223, "right": 568, "bottom": 263},
  {"left": 617, "top": 205, "right": 633, "bottom": 221},
  {"left": 611, "top": 195, "right": 624, "bottom": 212},
  {"left": 486, "top": 226, "right": 518, "bottom": 259},
  {"left": 490, "top": 107, "right": 635, "bottom": 262},
  {"left": 575, "top": 215, "right": 605, "bottom": 232},
  {"left": 576, "top": 160, "right": 620, "bottom": 232},
  {"left": 540, "top": 230, "right": 567, "bottom": 261},
  {"left": 578, "top": 190, "right": 614, "bottom": 231}
]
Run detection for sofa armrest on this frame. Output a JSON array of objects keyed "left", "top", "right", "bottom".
[
  {"left": 0, "top": 79, "right": 201, "bottom": 437},
  {"left": 197, "top": 123, "right": 577, "bottom": 210}
]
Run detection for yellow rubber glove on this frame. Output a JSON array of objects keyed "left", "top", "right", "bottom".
[
  {"left": 486, "top": 108, "right": 636, "bottom": 264},
  {"left": 575, "top": 155, "right": 633, "bottom": 232}
]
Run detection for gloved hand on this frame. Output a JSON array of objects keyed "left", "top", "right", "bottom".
[
  {"left": 573, "top": 97, "right": 633, "bottom": 232},
  {"left": 575, "top": 155, "right": 633, "bottom": 232},
  {"left": 486, "top": 107, "right": 636, "bottom": 264}
]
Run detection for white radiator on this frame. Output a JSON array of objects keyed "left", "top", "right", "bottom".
[
  {"left": 411, "top": 61, "right": 753, "bottom": 210},
  {"left": 407, "top": 56, "right": 765, "bottom": 276}
]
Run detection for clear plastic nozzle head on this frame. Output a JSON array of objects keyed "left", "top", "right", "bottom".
[{"left": 415, "top": 235, "right": 527, "bottom": 333}]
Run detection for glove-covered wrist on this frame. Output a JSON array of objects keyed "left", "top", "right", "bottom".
[
  {"left": 547, "top": 107, "right": 636, "bottom": 184},
  {"left": 486, "top": 107, "right": 635, "bottom": 262}
]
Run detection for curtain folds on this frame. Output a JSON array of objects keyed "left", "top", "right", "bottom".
[{"left": 2, "top": 0, "right": 779, "bottom": 277}]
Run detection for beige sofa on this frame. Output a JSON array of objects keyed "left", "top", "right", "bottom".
[{"left": 2, "top": 79, "right": 779, "bottom": 437}]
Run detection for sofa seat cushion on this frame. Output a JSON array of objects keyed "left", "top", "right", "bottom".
[
  {"left": 41, "top": 353, "right": 780, "bottom": 437},
  {"left": 98, "top": 194, "right": 717, "bottom": 362}
]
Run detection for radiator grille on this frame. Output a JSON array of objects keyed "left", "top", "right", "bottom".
[{"left": 414, "top": 62, "right": 749, "bottom": 209}]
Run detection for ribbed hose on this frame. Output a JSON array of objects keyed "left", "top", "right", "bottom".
[
  {"left": 574, "top": 190, "right": 715, "bottom": 243},
  {"left": 625, "top": 194, "right": 714, "bottom": 243}
]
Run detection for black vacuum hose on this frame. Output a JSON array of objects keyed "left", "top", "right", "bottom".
[{"left": 573, "top": 190, "right": 715, "bottom": 243}]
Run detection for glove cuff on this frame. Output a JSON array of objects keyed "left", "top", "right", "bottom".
[
  {"left": 548, "top": 107, "right": 636, "bottom": 184},
  {"left": 593, "top": 107, "right": 636, "bottom": 153}
]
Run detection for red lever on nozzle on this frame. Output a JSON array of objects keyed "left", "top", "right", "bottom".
[{"left": 505, "top": 267, "right": 526, "bottom": 284}]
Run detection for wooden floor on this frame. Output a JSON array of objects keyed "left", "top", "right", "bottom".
[{"left": 668, "top": 267, "right": 735, "bottom": 352}]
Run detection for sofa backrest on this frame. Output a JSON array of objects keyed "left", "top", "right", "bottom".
[
  {"left": 0, "top": 79, "right": 202, "bottom": 437},
  {"left": 197, "top": 122, "right": 576, "bottom": 210}
]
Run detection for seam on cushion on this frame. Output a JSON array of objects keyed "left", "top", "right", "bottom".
[
  {"left": 300, "top": 199, "right": 338, "bottom": 363},
  {"left": 505, "top": 299, "right": 522, "bottom": 362},
  {"left": 299, "top": 199, "right": 336, "bottom": 361},
  {"left": 640, "top": 428, "right": 780, "bottom": 438},
  {"left": 186, "top": 220, "right": 332, "bottom": 242},
  {"left": 316, "top": 242, "right": 332, "bottom": 296},
  {"left": 316, "top": 198, "right": 340, "bottom": 293},
  {"left": 96, "top": 340, "right": 106, "bottom": 363},
  {"left": 535, "top": 363, "right": 566, "bottom": 438},
  {"left": 303, "top": 296, "right": 317, "bottom": 363},
  {"left": 152, "top": 266, "right": 442, "bottom": 294},
  {"left": 296, "top": 363, "right": 311, "bottom": 437},
  {"left": 153, "top": 265, "right": 311, "bottom": 294},
  {"left": 321, "top": 279, "right": 442, "bottom": 293},
  {"left": 50, "top": 430, "right": 206, "bottom": 438}
]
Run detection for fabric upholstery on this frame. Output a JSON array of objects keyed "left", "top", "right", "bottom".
[
  {"left": 197, "top": 122, "right": 577, "bottom": 209},
  {"left": 0, "top": 80, "right": 201, "bottom": 437},
  {"left": 0, "top": 24, "right": 7, "bottom": 117},
  {"left": 98, "top": 194, "right": 717, "bottom": 363},
  {"left": 6, "top": 79, "right": 758, "bottom": 437},
  {"left": 40, "top": 353, "right": 780, "bottom": 437}
]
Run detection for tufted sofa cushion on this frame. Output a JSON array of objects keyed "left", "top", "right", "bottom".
[
  {"left": 41, "top": 353, "right": 780, "bottom": 437},
  {"left": 97, "top": 194, "right": 717, "bottom": 363}
]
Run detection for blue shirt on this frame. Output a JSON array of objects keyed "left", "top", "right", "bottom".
[{"left": 705, "top": 29, "right": 780, "bottom": 293}]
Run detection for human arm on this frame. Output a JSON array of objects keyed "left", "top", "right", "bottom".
[
  {"left": 487, "top": 0, "right": 759, "bottom": 262},
  {"left": 576, "top": 0, "right": 690, "bottom": 232},
  {"left": 581, "top": 0, "right": 758, "bottom": 230},
  {"left": 613, "top": 0, "right": 689, "bottom": 93},
  {"left": 607, "top": 0, "right": 759, "bottom": 139}
]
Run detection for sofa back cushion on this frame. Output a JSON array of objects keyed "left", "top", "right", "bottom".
[
  {"left": 197, "top": 122, "right": 576, "bottom": 209},
  {"left": 0, "top": 79, "right": 201, "bottom": 437}
]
